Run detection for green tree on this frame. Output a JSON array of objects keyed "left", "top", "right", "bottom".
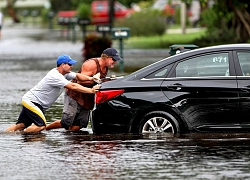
[
  {"left": 77, "top": 3, "right": 91, "bottom": 18},
  {"left": 183, "top": 0, "right": 250, "bottom": 45},
  {"left": 50, "top": 0, "right": 74, "bottom": 12},
  {"left": 226, "top": 0, "right": 250, "bottom": 42}
]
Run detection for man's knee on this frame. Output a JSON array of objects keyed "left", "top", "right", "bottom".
[{"left": 61, "top": 113, "right": 75, "bottom": 130}]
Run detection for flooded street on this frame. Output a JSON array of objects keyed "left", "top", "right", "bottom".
[{"left": 1, "top": 25, "right": 250, "bottom": 180}]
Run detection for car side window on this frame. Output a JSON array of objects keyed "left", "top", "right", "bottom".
[
  {"left": 176, "top": 53, "right": 229, "bottom": 77},
  {"left": 145, "top": 64, "right": 172, "bottom": 79},
  {"left": 237, "top": 52, "right": 250, "bottom": 76}
]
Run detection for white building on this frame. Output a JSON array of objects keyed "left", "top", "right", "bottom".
[{"left": 0, "top": 0, "right": 50, "bottom": 9}]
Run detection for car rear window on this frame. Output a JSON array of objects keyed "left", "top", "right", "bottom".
[{"left": 237, "top": 52, "right": 250, "bottom": 76}]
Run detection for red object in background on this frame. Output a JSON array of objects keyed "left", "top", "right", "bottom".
[
  {"left": 91, "top": 1, "right": 134, "bottom": 25},
  {"left": 57, "top": 1, "right": 134, "bottom": 25},
  {"left": 162, "top": 4, "right": 175, "bottom": 16},
  {"left": 58, "top": 11, "right": 77, "bottom": 18}
]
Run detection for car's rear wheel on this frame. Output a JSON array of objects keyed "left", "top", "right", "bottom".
[{"left": 138, "top": 111, "right": 180, "bottom": 134}]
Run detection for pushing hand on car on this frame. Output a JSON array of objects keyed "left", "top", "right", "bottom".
[
  {"left": 93, "top": 72, "right": 102, "bottom": 84},
  {"left": 92, "top": 84, "right": 101, "bottom": 92}
]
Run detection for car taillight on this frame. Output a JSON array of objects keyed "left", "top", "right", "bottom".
[{"left": 95, "top": 89, "right": 124, "bottom": 104}]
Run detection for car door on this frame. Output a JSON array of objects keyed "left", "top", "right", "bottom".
[
  {"left": 161, "top": 52, "right": 241, "bottom": 132},
  {"left": 234, "top": 51, "right": 250, "bottom": 129}
]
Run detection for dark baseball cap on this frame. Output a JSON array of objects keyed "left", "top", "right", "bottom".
[{"left": 103, "top": 48, "right": 122, "bottom": 61}]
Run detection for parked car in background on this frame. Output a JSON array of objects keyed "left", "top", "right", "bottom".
[
  {"left": 91, "top": 44, "right": 250, "bottom": 134},
  {"left": 91, "top": 0, "right": 134, "bottom": 24},
  {"left": 152, "top": 0, "right": 181, "bottom": 24},
  {"left": 152, "top": 0, "right": 195, "bottom": 24},
  {"left": 57, "top": 1, "right": 134, "bottom": 25},
  {"left": 152, "top": 0, "right": 178, "bottom": 15}
]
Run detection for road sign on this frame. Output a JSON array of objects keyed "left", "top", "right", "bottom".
[
  {"left": 111, "top": 27, "right": 130, "bottom": 39},
  {"left": 96, "top": 25, "right": 111, "bottom": 32},
  {"left": 78, "top": 18, "right": 91, "bottom": 26}
]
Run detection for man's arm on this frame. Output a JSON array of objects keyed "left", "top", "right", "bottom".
[
  {"left": 77, "top": 60, "right": 99, "bottom": 85},
  {"left": 65, "top": 82, "right": 100, "bottom": 94},
  {"left": 75, "top": 73, "right": 94, "bottom": 82}
]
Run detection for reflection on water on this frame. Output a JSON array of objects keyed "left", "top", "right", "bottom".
[{"left": 1, "top": 59, "right": 250, "bottom": 180}]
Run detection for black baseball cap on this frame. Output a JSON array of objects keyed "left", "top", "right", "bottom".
[{"left": 103, "top": 48, "right": 122, "bottom": 61}]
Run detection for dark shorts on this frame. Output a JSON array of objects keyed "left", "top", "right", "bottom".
[
  {"left": 17, "top": 101, "right": 46, "bottom": 127},
  {"left": 60, "top": 93, "right": 90, "bottom": 130}
]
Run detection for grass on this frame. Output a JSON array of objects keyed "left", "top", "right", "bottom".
[{"left": 123, "top": 29, "right": 206, "bottom": 49}]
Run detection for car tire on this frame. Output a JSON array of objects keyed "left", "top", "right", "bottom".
[{"left": 138, "top": 111, "right": 180, "bottom": 134}]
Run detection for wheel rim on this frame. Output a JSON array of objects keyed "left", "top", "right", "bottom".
[{"left": 142, "top": 117, "right": 174, "bottom": 133}]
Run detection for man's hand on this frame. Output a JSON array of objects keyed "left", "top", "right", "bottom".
[
  {"left": 93, "top": 72, "right": 101, "bottom": 84},
  {"left": 92, "top": 84, "right": 101, "bottom": 92}
]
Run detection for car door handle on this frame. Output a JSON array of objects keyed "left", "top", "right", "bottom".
[{"left": 167, "top": 83, "right": 186, "bottom": 90}]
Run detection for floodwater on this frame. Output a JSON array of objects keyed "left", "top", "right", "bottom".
[{"left": 1, "top": 26, "right": 250, "bottom": 180}]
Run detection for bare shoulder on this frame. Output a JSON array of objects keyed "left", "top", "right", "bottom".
[
  {"left": 81, "top": 59, "right": 98, "bottom": 75},
  {"left": 83, "top": 59, "right": 97, "bottom": 66}
]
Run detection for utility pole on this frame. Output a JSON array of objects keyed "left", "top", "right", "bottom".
[
  {"left": 109, "top": 0, "right": 115, "bottom": 29},
  {"left": 181, "top": 2, "right": 186, "bottom": 34}
]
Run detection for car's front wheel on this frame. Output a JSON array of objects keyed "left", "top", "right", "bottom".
[{"left": 138, "top": 111, "right": 180, "bottom": 134}]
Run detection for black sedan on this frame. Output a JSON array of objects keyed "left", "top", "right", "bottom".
[{"left": 91, "top": 44, "right": 250, "bottom": 134}]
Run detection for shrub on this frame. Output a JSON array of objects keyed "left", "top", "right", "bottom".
[
  {"left": 77, "top": 3, "right": 91, "bottom": 18},
  {"left": 82, "top": 35, "right": 112, "bottom": 60},
  {"left": 114, "top": 9, "right": 166, "bottom": 37}
]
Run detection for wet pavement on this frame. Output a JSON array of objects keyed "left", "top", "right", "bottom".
[
  {"left": 1, "top": 23, "right": 250, "bottom": 180},
  {"left": 0, "top": 22, "right": 169, "bottom": 72}
]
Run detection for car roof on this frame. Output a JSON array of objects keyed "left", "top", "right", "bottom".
[
  {"left": 181, "top": 43, "right": 250, "bottom": 54},
  {"left": 125, "top": 43, "right": 250, "bottom": 80}
]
